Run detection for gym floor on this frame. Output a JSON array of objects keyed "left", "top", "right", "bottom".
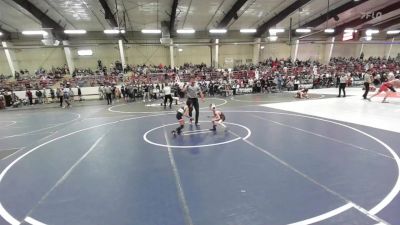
[{"left": 0, "top": 88, "right": 399, "bottom": 225}]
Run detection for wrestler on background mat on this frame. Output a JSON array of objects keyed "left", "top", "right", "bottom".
[{"left": 368, "top": 79, "right": 400, "bottom": 103}]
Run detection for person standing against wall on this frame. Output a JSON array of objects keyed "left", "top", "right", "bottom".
[
  {"left": 362, "top": 70, "right": 372, "bottom": 100},
  {"left": 26, "top": 89, "right": 33, "bottom": 105},
  {"left": 35, "top": 89, "right": 42, "bottom": 104},
  {"left": 183, "top": 77, "right": 205, "bottom": 126}
]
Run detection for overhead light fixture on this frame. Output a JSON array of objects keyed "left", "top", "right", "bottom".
[
  {"left": 77, "top": 49, "right": 93, "bottom": 56},
  {"left": 177, "top": 29, "right": 195, "bottom": 34},
  {"left": 22, "top": 30, "right": 48, "bottom": 35},
  {"left": 366, "top": 29, "right": 379, "bottom": 35},
  {"left": 387, "top": 30, "right": 400, "bottom": 34},
  {"left": 104, "top": 30, "right": 119, "bottom": 34},
  {"left": 64, "top": 29, "right": 87, "bottom": 34},
  {"left": 324, "top": 28, "right": 335, "bottom": 33},
  {"left": 104, "top": 30, "right": 125, "bottom": 34},
  {"left": 344, "top": 29, "right": 355, "bottom": 33},
  {"left": 269, "top": 28, "right": 285, "bottom": 34},
  {"left": 295, "top": 28, "right": 311, "bottom": 33},
  {"left": 269, "top": 36, "right": 278, "bottom": 41},
  {"left": 141, "top": 29, "right": 161, "bottom": 34},
  {"left": 209, "top": 29, "right": 227, "bottom": 34},
  {"left": 240, "top": 29, "right": 257, "bottom": 33},
  {"left": 260, "top": 46, "right": 265, "bottom": 49},
  {"left": 0, "top": 32, "right": 2, "bottom": 36},
  {"left": 178, "top": 48, "right": 183, "bottom": 52}
]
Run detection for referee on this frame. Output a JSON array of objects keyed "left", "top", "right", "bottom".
[
  {"left": 362, "top": 70, "right": 371, "bottom": 99},
  {"left": 183, "top": 77, "right": 205, "bottom": 126}
]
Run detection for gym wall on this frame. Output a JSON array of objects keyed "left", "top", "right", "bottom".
[
  {"left": 0, "top": 50, "right": 9, "bottom": 75},
  {"left": 0, "top": 40, "right": 398, "bottom": 75}
]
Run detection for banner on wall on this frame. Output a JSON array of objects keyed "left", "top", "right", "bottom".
[
  {"left": 299, "top": 84, "right": 313, "bottom": 89},
  {"left": 225, "top": 58, "right": 233, "bottom": 63},
  {"left": 237, "top": 88, "right": 253, "bottom": 94}
]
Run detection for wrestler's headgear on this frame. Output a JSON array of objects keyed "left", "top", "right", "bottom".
[{"left": 210, "top": 104, "right": 216, "bottom": 110}]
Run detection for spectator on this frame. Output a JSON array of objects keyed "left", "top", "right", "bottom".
[
  {"left": 35, "top": 89, "right": 42, "bottom": 104},
  {"left": 77, "top": 86, "right": 82, "bottom": 101},
  {"left": 26, "top": 89, "right": 33, "bottom": 105}
]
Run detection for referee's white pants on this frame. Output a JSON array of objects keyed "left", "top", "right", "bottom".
[{"left": 143, "top": 92, "right": 150, "bottom": 102}]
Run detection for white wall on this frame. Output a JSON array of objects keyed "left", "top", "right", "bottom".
[
  {"left": 361, "top": 43, "right": 386, "bottom": 58},
  {"left": 219, "top": 44, "right": 253, "bottom": 68},
  {"left": 125, "top": 45, "right": 170, "bottom": 66},
  {"left": 331, "top": 43, "right": 359, "bottom": 58},
  {"left": 72, "top": 44, "right": 120, "bottom": 70},
  {"left": 14, "top": 48, "right": 66, "bottom": 72},
  {"left": 331, "top": 42, "right": 393, "bottom": 59},
  {"left": 387, "top": 43, "right": 400, "bottom": 58},
  {"left": 0, "top": 50, "right": 9, "bottom": 75},
  {"left": 261, "top": 43, "right": 292, "bottom": 60},
  {"left": 296, "top": 42, "right": 325, "bottom": 61},
  {"left": 174, "top": 46, "right": 210, "bottom": 66},
  {"left": 5, "top": 40, "right": 400, "bottom": 75}
]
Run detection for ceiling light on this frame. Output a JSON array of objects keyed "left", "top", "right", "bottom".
[
  {"left": 77, "top": 49, "right": 93, "bottom": 56},
  {"left": 260, "top": 46, "right": 265, "bottom": 49},
  {"left": 178, "top": 48, "right": 183, "bottom": 52},
  {"left": 240, "top": 29, "right": 257, "bottom": 33},
  {"left": 387, "top": 30, "right": 400, "bottom": 34},
  {"left": 269, "top": 36, "right": 278, "bottom": 41},
  {"left": 366, "top": 29, "right": 379, "bottom": 35},
  {"left": 177, "top": 29, "right": 195, "bottom": 34},
  {"left": 104, "top": 30, "right": 120, "bottom": 34},
  {"left": 64, "top": 29, "right": 86, "bottom": 34},
  {"left": 324, "top": 28, "right": 335, "bottom": 33},
  {"left": 209, "top": 29, "right": 227, "bottom": 34},
  {"left": 22, "top": 30, "right": 48, "bottom": 35},
  {"left": 141, "top": 29, "right": 161, "bottom": 34},
  {"left": 269, "top": 28, "right": 285, "bottom": 34},
  {"left": 295, "top": 28, "right": 311, "bottom": 33},
  {"left": 0, "top": 32, "right": 3, "bottom": 36},
  {"left": 344, "top": 29, "right": 355, "bottom": 33},
  {"left": 104, "top": 29, "right": 125, "bottom": 34}
]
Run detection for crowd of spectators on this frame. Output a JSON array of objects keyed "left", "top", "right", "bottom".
[{"left": 2, "top": 55, "right": 400, "bottom": 107}]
